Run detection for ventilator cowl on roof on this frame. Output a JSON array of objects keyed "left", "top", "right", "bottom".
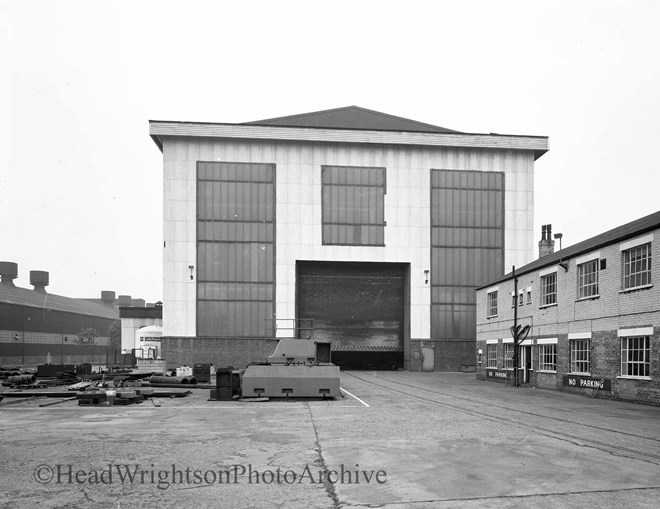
[
  {"left": 0, "top": 261, "right": 18, "bottom": 287},
  {"left": 29, "top": 270, "right": 49, "bottom": 293}
]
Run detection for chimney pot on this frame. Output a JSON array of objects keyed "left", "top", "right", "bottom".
[{"left": 539, "top": 224, "right": 555, "bottom": 258}]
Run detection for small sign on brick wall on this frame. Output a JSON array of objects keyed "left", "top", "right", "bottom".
[
  {"left": 486, "top": 368, "right": 508, "bottom": 383},
  {"left": 563, "top": 374, "right": 612, "bottom": 391}
]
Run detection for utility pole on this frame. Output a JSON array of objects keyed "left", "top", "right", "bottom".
[{"left": 512, "top": 266, "right": 518, "bottom": 387}]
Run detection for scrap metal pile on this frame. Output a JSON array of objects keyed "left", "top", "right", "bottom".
[{"left": 0, "top": 365, "right": 194, "bottom": 407}]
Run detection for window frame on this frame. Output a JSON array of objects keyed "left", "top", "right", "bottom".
[
  {"left": 321, "top": 165, "right": 386, "bottom": 247},
  {"left": 570, "top": 338, "right": 591, "bottom": 374},
  {"left": 540, "top": 271, "right": 558, "bottom": 307},
  {"left": 620, "top": 335, "right": 651, "bottom": 378},
  {"left": 538, "top": 343, "right": 557, "bottom": 372},
  {"left": 486, "top": 290, "right": 498, "bottom": 318},
  {"left": 487, "top": 343, "right": 498, "bottom": 368},
  {"left": 504, "top": 342, "right": 514, "bottom": 370},
  {"left": 577, "top": 259, "right": 599, "bottom": 300},
  {"left": 621, "top": 242, "right": 652, "bottom": 291}
]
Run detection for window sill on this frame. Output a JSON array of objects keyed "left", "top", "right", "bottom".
[
  {"left": 537, "top": 370, "right": 557, "bottom": 374},
  {"left": 617, "top": 375, "right": 651, "bottom": 381},
  {"left": 539, "top": 303, "right": 558, "bottom": 310},
  {"left": 575, "top": 295, "right": 599, "bottom": 302},
  {"left": 486, "top": 315, "right": 498, "bottom": 319},
  {"left": 619, "top": 284, "right": 653, "bottom": 294},
  {"left": 568, "top": 372, "right": 591, "bottom": 376}
]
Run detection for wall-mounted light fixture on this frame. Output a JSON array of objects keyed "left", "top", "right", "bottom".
[
  {"left": 424, "top": 269, "right": 430, "bottom": 285},
  {"left": 188, "top": 265, "right": 195, "bottom": 280}
]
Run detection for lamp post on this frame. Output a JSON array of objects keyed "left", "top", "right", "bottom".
[{"left": 554, "top": 233, "right": 563, "bottom": 250}]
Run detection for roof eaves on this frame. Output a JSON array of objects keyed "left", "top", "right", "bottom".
[{"left": 477, "top": 210, "right": 660, "bottom": 290}]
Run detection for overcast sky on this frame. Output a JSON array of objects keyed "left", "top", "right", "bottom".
[{"left": 1, "top": 0, "right": 659, "bottom": 303}]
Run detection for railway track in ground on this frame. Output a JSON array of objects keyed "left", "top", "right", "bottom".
[{"left": 344, "top": 371, "right": 660, "bottom": 466}]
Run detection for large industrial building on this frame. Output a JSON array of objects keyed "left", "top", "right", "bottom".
[
  {"left": 475, "top": 211, "right": 660, "bottom": 405},
  {"left": 149, "top": 106, "right": 548, "bottom": 371}
]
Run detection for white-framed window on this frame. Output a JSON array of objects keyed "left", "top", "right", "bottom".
[
  {"left": 538, "top": 344, "right": 557, "bottom": 371},
  {"left": 622, "top": 243, "right": 652, "bottom": 290},
  {"left": 526, "top": 287, "right": 532, "bottom": 305},
  {"left": 620, "top": 336, "right": 650, "bottom": 377},
  {"left": 487, "top": 343, "right": 497, "bottom": 368},
  {"left": 541, "top": 272, "right": 557, "bottom": 306},
  {"left": 577, "top": 259, "right": 599, "bottom": 299},
  {"left": 518, "top": 291, "right": 524, "bottom": 307},
  {"left": 570, "top": 338, "right": 591, "bottom": 373},
  {"left": 487, "top": 290, "right": 498, "bottom": 317},
  {"left": 511, "top": 292, "right": 516, "bottom": 308},
  {"left": 504, "top": 342, "right": 514, "bottom": 370}
]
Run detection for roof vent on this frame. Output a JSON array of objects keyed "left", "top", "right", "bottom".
[
  {"left": 101, "top": 291, "right": 116, "bottom": 305},
  {"left": 0, "top": 261, "right": 18, "bottom": 287},
  {"left": 29, "top": 270, "right": 49, "bottom": 293},
  {"left": 131, "top": 298, "right": 146, "bottom": 307},
  {"left": 118, "top": 295, "right": 132, "bottom": 307}
]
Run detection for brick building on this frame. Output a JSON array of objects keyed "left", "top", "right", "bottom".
[
  {"left": 475, "top": 211, "right": 660, "bottom": 405},
  {"left": 149, "top": 106, "right": 548, "bottom": 371}
]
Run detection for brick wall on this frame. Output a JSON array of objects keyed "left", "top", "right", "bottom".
[
  {"left": 160, "top": 337, "right": 279, "bottom": 370},
  {"left": 475, "top": 230, "right": 660, "bottom": 405}
]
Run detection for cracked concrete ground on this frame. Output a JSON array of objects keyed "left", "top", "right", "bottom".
[{"left": 1, "top": 372, "right": 659, "bottom": 508}]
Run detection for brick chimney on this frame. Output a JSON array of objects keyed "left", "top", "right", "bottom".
[{"left": 538, "top": 224, "right": 555, "bottom": 258}]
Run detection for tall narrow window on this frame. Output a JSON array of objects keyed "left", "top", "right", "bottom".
[
  {"left": 577, "top": 259, "right": 599, "bottom": 299},
  {"left": 430, "top": 169, "right": 504, "bottom": 342},
  {"left": 621, "top": 336, "right": 650, "bottom": 377},
  {"left": 538, "top": 344, "right": 557, "bottom": 371},
  {"left": 622, "top": 243, "right": 652, "bottom": 290},
  {"left": 322, "top": 166, "right": 385, "bottom": 246},
  {"left": 541, "top": 272, "right": 557, "bottom": 306},
  {"left": 487, "top": 290, "right": 498, "bottom": 317},
  {"left": 196, "top": 162, "right": 275, "bottom": 337},
  {"left": 504, "top": 343, "right": 514, "bottom": 370},
  {"left": 487, "top": 344, "right": 497, "bottom": 368}
]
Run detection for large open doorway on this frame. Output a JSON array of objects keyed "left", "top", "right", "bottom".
[{"left": 296, "top": 261, "right": 408, "bottom": 370}]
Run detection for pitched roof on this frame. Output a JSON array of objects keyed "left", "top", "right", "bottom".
[
  {"left": 479, "top": 209, "right": 660, "bottom": 289},
  {"left": 0, "top": 284, "right": 119, "bottom": 319},
  {"left": 244, "top": 105, "right": 462, "bottom": 134}
]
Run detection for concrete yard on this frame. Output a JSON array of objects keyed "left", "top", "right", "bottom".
[{"left": 1, "top": 372, "right": 659, "bottom": 508}]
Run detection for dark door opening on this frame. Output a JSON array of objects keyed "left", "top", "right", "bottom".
[{"left": 296, "top": 261, "right": 408, "bottom": 370}]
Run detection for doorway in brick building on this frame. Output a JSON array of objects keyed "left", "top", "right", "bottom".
[{"left": 519, "top": 344, "right": 532, "bottom": 384}]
